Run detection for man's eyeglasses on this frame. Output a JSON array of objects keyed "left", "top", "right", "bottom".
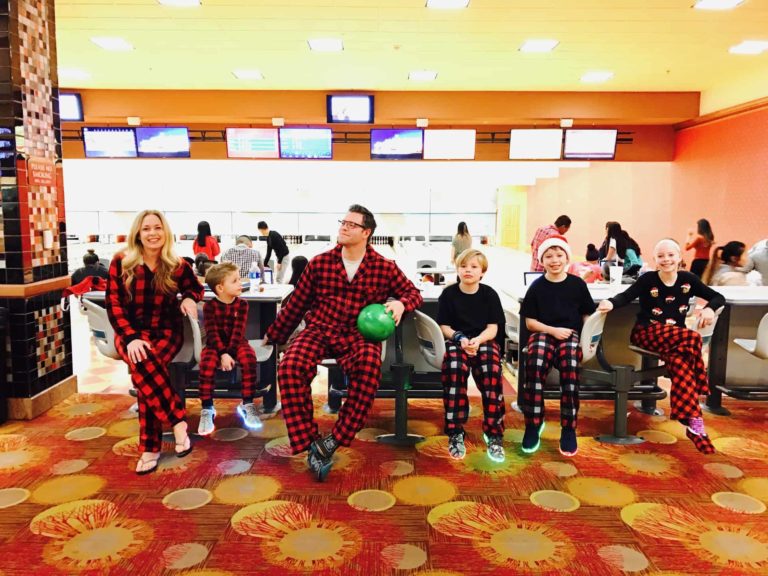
[{"left": 338, "top": 219, "right": 366, "bottom": 230}]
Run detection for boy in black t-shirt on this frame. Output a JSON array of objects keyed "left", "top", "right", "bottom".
[
  {"left": 520, "top": 236, "right": 595, "bottom": 457},
  {"left": 437, "top": 249, "right": 506, "bottom": 462}
]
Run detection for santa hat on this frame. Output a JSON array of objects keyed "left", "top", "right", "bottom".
[{"left": 538, "top": 235, "right": 572, "bottom": 262}]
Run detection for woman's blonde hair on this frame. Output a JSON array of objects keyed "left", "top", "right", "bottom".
[
  {"left": 120, "top": 209, "right": 180, "bottom": 298},
  {"left": 455, "top": 248, "right": 488, "bottom": 272}
]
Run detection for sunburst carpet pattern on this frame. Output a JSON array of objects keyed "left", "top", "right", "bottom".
[{"left": 2, "top": 389, "right": 768, "bottom": 575}]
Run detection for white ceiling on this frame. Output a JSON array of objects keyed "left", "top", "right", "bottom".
[{"left": 54, "top": 0, "right": 768, "bottom": 114}]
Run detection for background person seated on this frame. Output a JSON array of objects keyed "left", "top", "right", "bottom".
[
  {"left": 221, "top": 235, "right": 265, "bottom": 279},
  {"left": 71, "top": 249, "right": 109, "bottom": 286},
  {"left": 703, "top": 241, "right": 750, "bottom": 286},
  {"left": 568, "top": 243, "right": 603, "bottom": 283}
]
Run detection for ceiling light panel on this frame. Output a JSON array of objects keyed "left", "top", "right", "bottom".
[
  {"left": 519, "top": 39, "right": 559, "bottom": 53},
  {"left": 693, "top": 0, "right": 744, "bottom": 10},
  {"left": 232, "top": 69, "right": 264, "bottom": 80},
  {"left": 729, "top": 40, "right": 768, "bottom": 55},
  {"left": 157, "top": 0, "right": 201, "bottom": 6},
  {"left": 580, "top": 70, "right": 614, "bottom": 83},
  {"left": 90, "top": 37, "right": 134, "bottom": 51},
  {"left": 409, "top": 70, "right": 438, "bottom": 81},
  {"left": 307, "top": 38, "right": 344, "bottom": 52},
  {"left": 426, "top": 0, "right": 470, "bottom": 9}
]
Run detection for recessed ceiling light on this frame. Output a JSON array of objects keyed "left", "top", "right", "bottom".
[
  {"left": 307, "top": 38, "right": 344, "bottom": 52},
  {"left": 157, "top": 0, "right": 201, "bottom": 6},
  {"left": 729, "top": 40, "right": 768, "bottom": 54},
  {"left": 232, "top": 69, "right": 264, "bottom": 80},
  {"left": 580, "top": 70, "right": 614, "bottom": 83},
  {"left": 426, "top": 0, "right": 470, "bottom": 8},
  {"left": 58, "top": 68, "right": 91, "bottom": 80},
  {"left": 90, "top": 37, "right": 134, "bottom": 51},
  {"left": 409, "top": 70, "right": 438, "bottom": 81},
  {"left": 693, "top": 0, "right": 744, "bottom": 10},
  {"left": 519, "top": 39, "right": 559, "bottom": 53}
]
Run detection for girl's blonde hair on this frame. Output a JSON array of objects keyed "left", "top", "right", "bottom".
[
  {"left": 455, "top": 248, "right": 488, "bottom": 272},
  {"left": 120, "top": 209, "right": 180, "bottom": 299}
]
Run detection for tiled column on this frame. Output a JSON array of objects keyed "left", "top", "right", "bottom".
[{"left": 0, "top": 0, "right": 75, "bottom": 419}]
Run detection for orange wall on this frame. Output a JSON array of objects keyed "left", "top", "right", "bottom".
[
  {"left": 526, "top": 163, "right": 674, "bottom": 260},
  {"left": 526, "top": 104, "right": 768, "bottom": 261},
  {"left": 671, "top": 106, "right": 768, "bottom": 250}
]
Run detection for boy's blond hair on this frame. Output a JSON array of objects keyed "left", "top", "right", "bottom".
[
  {"left": 205, "top": 262, "right": 239, "bottom": 293},
  {"left": 455, "top": 248, "right": 488, "bottom": 272}
]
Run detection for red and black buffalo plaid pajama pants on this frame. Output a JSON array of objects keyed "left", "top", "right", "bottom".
[
  {"left": 278, "top": 326, "right": 382, "bottom": 454},
  {"left": 115, "top": 329, "right": 186, "bottom": 454},
  {"left": 523, "top": 332, "right": 582, "bottom": 429},
  {"left": 198, "top": 342, "right": 258, "bottom": 403},
  {"left": 630, "top": 323, "right": 707, "bottom": 421},
  {"left": 441, "top": 340, "right": 505, "bottom": 436}
]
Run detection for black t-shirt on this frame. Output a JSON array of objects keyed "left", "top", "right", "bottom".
[
  {"left": 437, "top": 283, "right": 506, "bottom": 346},
  {"left": 71, "top": 264, "right": 109, "bottom": 286},
  {"left": 520, "top": 274, "right": 596, "bottom": 331},
  {"left": 265, "top": 230, "right": 289, "bottom": 264}
]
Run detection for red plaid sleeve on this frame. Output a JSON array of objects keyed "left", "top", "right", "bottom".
[
  {"left": 203, "top": 299, "right": 227, "bottom": 357},
  {"left": 387, "top": 256, "right": 423, "bottom": 312},
  {"left": 225, "top": 298, "right": 249, "bottom": 356},
  {"left": 177, "top": 260, "right": 204, "bottom": 303},
  {"left": 265, "top": 258, "right": 317, "bottom": 344},
  {"left": 105, "top": 254, "right": 139, "bottom": 344}
]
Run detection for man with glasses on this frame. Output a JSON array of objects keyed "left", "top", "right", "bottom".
[{"left": 264, "top": 204, "right": 422, "bottom": 481}]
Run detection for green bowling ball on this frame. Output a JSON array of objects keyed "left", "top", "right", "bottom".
[{"left": 357, "top": 303, "right": 396, "bottom": 342}]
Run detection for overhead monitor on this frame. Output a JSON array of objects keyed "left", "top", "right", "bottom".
[
  {"left": 226, "top": 128, "right": 280, "bottom": 159},
  {"left": 509, "top": 129, "right": 563, "bottom": 160},
  {"left": 563, "top": 129, "right": 618, "bottom": 159},
  {"left": 370, "top": 129, "right": 424, "bottom": 160},
  {"left": 135, "top": 126, "right": 191, "bottom": 158},
  {"left": 326, "top": 95, "right": 374, "bottom": 124},
  {"left": 82, "top": 127, "right": 137, "bottom": 158},
  {"left": 423, "top": 129, "right": 476, "bottom": 160},
  {"left": 279, "top": 128, "right": 333, "bottom": 159},
  {"left": 59, "top": 93, "right": 84, "bottom": 122}
]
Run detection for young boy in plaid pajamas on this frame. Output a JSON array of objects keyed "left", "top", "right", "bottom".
[
  {"left": 263, "top": 204, "right": 422, "bottom": 481},
  {"left": 437, "top": 249, "right": 507, "bottom": 462},
  {"left": 598, "top": 238, "right": 724, "bottom": 454},
  {"left": 520, "top": 236, "right": 595, "bottom": 457},
  {"left": 197, "top": 262, "right": 263, "bottom": 435},
  {"left": 107, "top": 210, "right": 204, "bottom": 475}
]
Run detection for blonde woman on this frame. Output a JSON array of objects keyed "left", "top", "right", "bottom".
[{"left": 106, "top": 210, "right": 204, "bottom": 475}]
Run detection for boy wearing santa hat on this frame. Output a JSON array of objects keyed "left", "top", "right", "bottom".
[{"left": 519, "top": 235, "right": 596, "bottom": 456}]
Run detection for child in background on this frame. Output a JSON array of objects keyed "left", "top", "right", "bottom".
[
  {"left": 598, "top": 239, "right": 724, "bottom": 454},
  {"left": 437, "top": 249, "right": 507, "bottom": 462},
  {"left": 198, "top": 262, "right": 262, "bottom": 435},
  {"left": 520, "top": 236, "right": 596, "bottom": 457},
  {"left": 568, "top": 243, "right": 603, "bottom": 283}
]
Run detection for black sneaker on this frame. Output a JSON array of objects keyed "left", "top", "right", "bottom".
[
  {"left": 308, "top": 436, "right": 335, "bottom": 482},
  {"left": 447, "top": 431, "right": 466, "bottom": 460},
  {"left": 521, "top": 422, "right": 545, "bottom": 454},
  {"left": 559, "top": 427, "right": 578, "bottom": 457}
]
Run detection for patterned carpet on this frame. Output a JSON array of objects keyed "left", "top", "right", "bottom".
[{"left": 2, "top": 387, "right": 768, "bottom": 575}]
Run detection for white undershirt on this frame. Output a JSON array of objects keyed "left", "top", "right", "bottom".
[{"left": 342, "top": 256, "right": 363, "bottom": 282}]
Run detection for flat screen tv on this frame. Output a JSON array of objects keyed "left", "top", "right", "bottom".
[
  {"left": 279, "top": 128, "right": 333, "bottom": 159},
  {"left": 509, "top": 129, "right": 563, "bottom": 160},
  {"left": 135, "top": 126, "right": 191, "bottom": 158},
  {"left": 59, "top": 92, "right": 84, "bottom": 122},
  {"left": 370, "top": 129, "right": 423, "bottom": 160},
  {"left": 226, "top": 128, "right": 280, "bottom": 159},
  {"left": 423, "top": 129, "right": 476, "bottom": 160},
  {"left": 83, "top": 127, "right": 137, "bottom": 158},
  {"left": 326, "top": 95, "right": 374, "bottom": 124},
  {"left": 563, "top": 129, "right": 618, "bottom": 159}
]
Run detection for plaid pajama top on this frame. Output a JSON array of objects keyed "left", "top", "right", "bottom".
[
  {"left": 266, "top": 244, "right": 423, "bottom": 344},
  {"left": 203, "top": 297, "right": 249, "bottom": 357},
  {"left": 106, "top": 254, "right": 204, "bottom": 344},
  {"left": 608, "top": 271, "right": 725, "bottom": 327},
  {"left": 530, "top": 224, "right": 559, "bottom": 272}
]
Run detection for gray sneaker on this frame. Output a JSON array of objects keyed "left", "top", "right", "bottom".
[
  {"left": 197, "top": 407, "right": 216, "bottom": 436},
  {"left": 237, "top": 403, "right": 263, "bottom": 431},
  {"left": 447, "top": 431, "right": 466, "bottom": 460},
  {"left": 257, "top": 401, "right": 282, "bottom": 420},
  {"left": 484, "top": 433, "right": 506, "bottom": 463}
]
